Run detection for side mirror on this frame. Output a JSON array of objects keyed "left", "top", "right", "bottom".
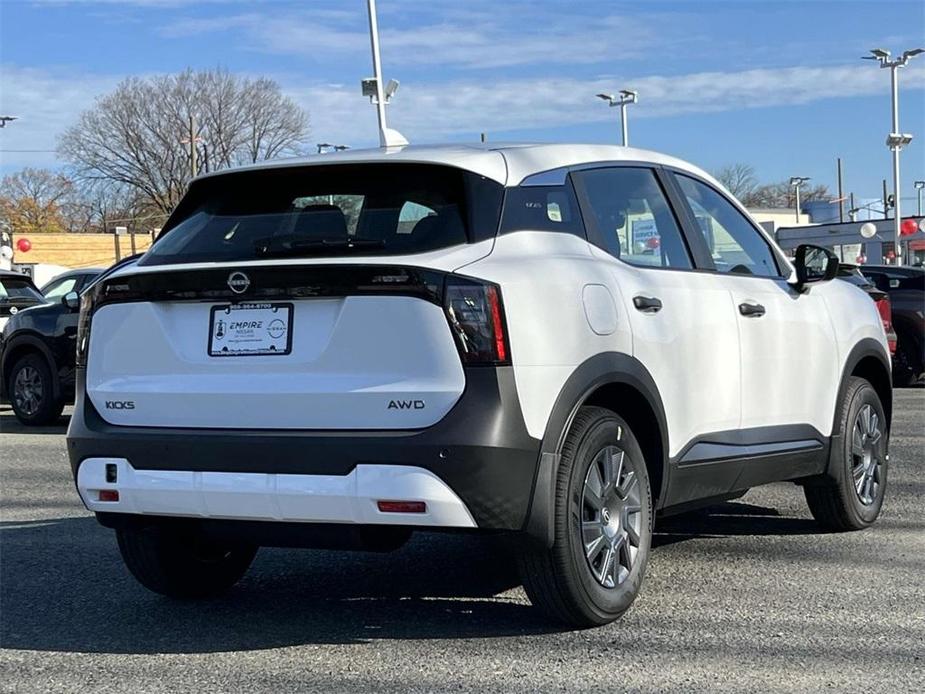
[
  {"left": 792, "top": 244, "right": 838, "bottom": 291},
  {"left": 62, "top": 291, "right": 80, "bottom": 310}
]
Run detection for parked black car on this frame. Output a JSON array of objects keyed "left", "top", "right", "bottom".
[
  {"left": 1, "top": 263, "right": 128, "bottom": 424},
  {"left": 0, "top": 269, "right": 45, "bottom": 331},
  {"left": 860, "top": 265, "right": 925, "bottom": 386},
  {"left": 40, "top": 268, "right": 104, "bottom": 301}
]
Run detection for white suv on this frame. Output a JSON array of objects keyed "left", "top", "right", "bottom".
[{"left": 68, "top": 144, "right": 891, "bottom": 626}]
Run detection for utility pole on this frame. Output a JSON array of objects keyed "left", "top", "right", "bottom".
[
  {"left": 863, "top": 47, "right": 923, "bottom": 264},
  {"left": 789, "top": 177, "right": 810, "bottom": 224},
  {"left": 596, "top": 90, "right": 638, "bottom": 146},
  {"left": 363, "top": 0, "right": 407, "bottom": 147},
  {"left": 915, "top": 181, "right": 924, "bottom": 216},
  {"left": 882, "top": 179, "right": 890, "bottom": 220},
  {"left": 188, "top": 115, "right": 198, "bottom": 179},
  {"left": 836, "top": 157, "right": 845, "bottom": 222}
]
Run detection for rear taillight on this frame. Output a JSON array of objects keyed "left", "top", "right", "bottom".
[
  {"left": 75, "top": 290, "right": 99, "bottom": 368},
  {"left": 443, "top": 277, "right": 511, "bottom": 365},
  {"left": 875, "top": 296, "right": 896, "bottom": 353}
]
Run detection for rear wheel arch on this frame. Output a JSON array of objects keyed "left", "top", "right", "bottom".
[
  {"left": 524, "top": 353, "right": 669, "bottom": 547},
  {"left": 2, "top": 336, "right": 60, "bottom": 401}
]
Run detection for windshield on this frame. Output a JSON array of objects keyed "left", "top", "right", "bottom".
[
  {"left": 0, "top": 276, "right": 44, "bottom": 304},
  {"left": 140, "top": 163, "right": 503, "bottom": 266}
]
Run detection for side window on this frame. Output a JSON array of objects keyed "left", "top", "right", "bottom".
[
  {"left": 397, "top": 201, "right": 436, "bottom": 234},
  {"left": 42, "top": 277, "right": 78, "bottom": 300},
  {"left": 675, "top": 175, "right": 781, "bottom": 277},
  {"left": 500, "top": 183, "right": 585, "bottom": 237},
  {"left": 575, "top": 167, "right": 692, "bottom": 269}
]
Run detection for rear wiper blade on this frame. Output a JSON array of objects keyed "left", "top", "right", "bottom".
[{"left": 254, "top": 237, "right": 385, "bottom": 257}]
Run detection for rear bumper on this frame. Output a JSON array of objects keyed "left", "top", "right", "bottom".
[
  {"left": 77, "top": 458, "right": 476, "bottom": 527},
  {"left": 67, "top": 366, "right": 541, "bottom": 531}
]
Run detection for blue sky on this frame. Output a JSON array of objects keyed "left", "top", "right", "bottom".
[{"left": 1, "top": 0, "right": 923, "bottom": 205}]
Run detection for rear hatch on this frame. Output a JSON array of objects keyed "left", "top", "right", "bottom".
[
  {"left": 82, "top": 162, "right": 508, "bottom": 430},
  {"left": 0, "top": 273, "right": 45, "bottom": 329}
]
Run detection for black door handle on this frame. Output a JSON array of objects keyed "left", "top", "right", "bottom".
[
  {"left": 633, "top": 295, "right": 663, "bottom": 313},
  {"left": 739, "top": 302, "right": 766, "bottom": 317}
]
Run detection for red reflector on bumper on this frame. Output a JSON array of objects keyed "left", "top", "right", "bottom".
[
  {"left": 98, "top": 489, "right": 120, "bottom": 502},
  {"left": 377, "top": 500, "right": 426, "bottom": 514}
]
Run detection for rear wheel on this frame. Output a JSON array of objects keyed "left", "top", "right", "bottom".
[
  {"left": 116, "top": 524, "right": 257, "bottom": 598},
  {"left": 9, "top": 353, "right": 64, "bottom": 426},
  {"left": 892, "top": 331, "right": 922, "bottom": 387},
  {"left": 517, "top": 406, "right": 652, "bottom": 627},
  {"left": 805, "top": 377, "right": 888, "bottom": 531}
]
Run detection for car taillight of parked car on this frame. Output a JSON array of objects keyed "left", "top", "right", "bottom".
[
  {"left": 443, "top": 277, "right": 511, "bottom": 366},
  {"left": 875, "top": 296, "right": 896, "bottom": 355}
]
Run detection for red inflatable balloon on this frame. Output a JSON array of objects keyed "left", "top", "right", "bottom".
[
  {"left": 900, "top": 218, "right": 918, "bottom": 236},
  {"left": 16, "top": 238, "right": 31, "bottom": 253},
  {"left": 646, "top": 237, "right": 661, "bottom": 249}
]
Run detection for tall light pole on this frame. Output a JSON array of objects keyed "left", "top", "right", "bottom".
[
  {"left": 363, "top": 0, "right": 407, "bottom": 147},
  {"left": 0, "top": 116, "right": 17, "bottom": 128},
  {"left": 596, "top": 90, "right": 638, "bottom": 146},
  {"left": 789, "top": 176, "right": 810, "bottom": 224},
  {"left": 915, "top": 181, "right": 925, "bottom": 216},
  {"left": 863, "top": 47, "right": 923, "bottom": 265}
]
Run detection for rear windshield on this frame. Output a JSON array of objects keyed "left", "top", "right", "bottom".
[
  {"left": 0, "top": 276, "right": 44, "bottom": 304},
  {"left": 140, "top": 163, "right": 503, "bottom": 266}
]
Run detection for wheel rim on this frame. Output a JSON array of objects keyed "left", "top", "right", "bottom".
[
  {"left": 851, "top": 403, "right": 884, "bottom": 506},
  {"left": 13, "top": 365, "right": 44, "bottom": 417},
  {"left": 580, "top": 444, "right": 642, "bottom": 589}
]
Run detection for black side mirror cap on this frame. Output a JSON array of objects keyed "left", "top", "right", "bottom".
[
  {"left": 62, "top": 291, "right": 80, "bottom": 310},
  {"left": 792, "top": 244, "right": 839, "bottom": 291}
]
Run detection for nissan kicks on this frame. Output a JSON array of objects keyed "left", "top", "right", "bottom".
[{"left": 67, "top": 144, "right": 891, "bottom": 627}]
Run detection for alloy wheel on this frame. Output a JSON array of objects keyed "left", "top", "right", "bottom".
[
  {"left": 13, "top": 365, "right": 44, "bottom": 417},
  {"left": 851, "top": 403, "right": 884, "bottom": 506},
  {"left": 580, "top": 444, "right": 642, "bottom": 588}
]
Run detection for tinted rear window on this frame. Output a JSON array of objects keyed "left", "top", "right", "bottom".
[
  {"left": 0, "top": 276, "right": 43, "bottom": 303},
  {"left": 140, "top": 164, "right": 503, "bottom": 266}
]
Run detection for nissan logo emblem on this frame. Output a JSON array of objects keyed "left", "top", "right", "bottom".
[{"left": 227, "top": 271, "right": 250, "bottom": 294}]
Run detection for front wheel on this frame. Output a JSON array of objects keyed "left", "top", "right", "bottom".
[
  {"left": 517, "top": 406, "right": 652, "bottom": 627},
  {"left": 804, "top": 377, "right": 888, "bottom": 531},
  {"left": 117, "top": 525, "right": 257, "bottom": 598}
]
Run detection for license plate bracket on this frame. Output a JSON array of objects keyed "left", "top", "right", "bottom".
[{"left": 208, "top": 302, "right": 293, "bottom": 357}]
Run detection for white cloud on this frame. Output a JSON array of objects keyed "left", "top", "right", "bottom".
[
  {"left": 156, "top": 7, "right": 683, "bottom": 70},
  {"left": 1, "top": 61, "right": 922, "bottom": 173},
  {"left": 291, "top": 63, "right": 925, "bottom": 145}
]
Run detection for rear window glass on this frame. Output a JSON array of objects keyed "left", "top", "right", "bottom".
[
  {"left": 0, "top": 276, "right": 44, "bottom": 303},
  {"left": 140, "top": 164, "right": 503, "bottom": 266},
  {"left": 500, "top": 182, "right": 585, "bottom": 237}
]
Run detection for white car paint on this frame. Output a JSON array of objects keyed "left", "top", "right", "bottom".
[
  {"left": 77, "top": 458, "right": 477, "bottom": 527},
  {"left": 88, "top": 295, "right": 465, "bottom": 429},
  {"left": 79, "top": 142, "right": 889, "bottom": 528}
]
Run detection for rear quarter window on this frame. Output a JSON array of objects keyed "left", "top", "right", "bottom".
[{"left": 500, "top": 182, "right": 585, "bottom": 237}]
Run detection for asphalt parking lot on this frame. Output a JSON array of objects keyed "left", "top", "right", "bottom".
[{"left": 1, "top": 391, "right": 923, "bottom": 693}]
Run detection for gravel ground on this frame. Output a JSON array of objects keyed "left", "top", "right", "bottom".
[{"left": 1, "top": 391, "right": 923, "bottom": 693}]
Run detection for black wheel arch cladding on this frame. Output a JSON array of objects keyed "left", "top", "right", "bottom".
[{"left": 523, "top": 352, "right": 669, "bottom": 548}]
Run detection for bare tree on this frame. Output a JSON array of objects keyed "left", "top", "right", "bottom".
[
  {"left": 714, "top": 163, "right": 758, "bottom": 200},
  {"left": 59, "top": 69, "right": 311, "bottom": 214},
  {"left": 745, "top": 182, "right": 831, "bottom": 209}
]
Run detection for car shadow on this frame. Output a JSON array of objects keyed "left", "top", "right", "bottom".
[
  {"left": 0, "top": 517, "right": 553, "bottom": 654},
  {"left": 653, "top": 500, "right": 822, "bottom": 547},
  {"left": 0, "top": 411, "right": 70, "bottom": 435},
  {"left": 1, "top": 500, "right": 828, "bottom": 655}
]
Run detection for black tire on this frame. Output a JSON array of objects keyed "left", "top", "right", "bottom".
[
  {"left": 116, "top": 524, "right": 257, "bottom": 599},
  {"left": 804, "top": 377, "right": 888, "bottom": 531},
  {"left": 892, "top": 331, "right": 922, "bottom": 387},
  {"left": 517, "top": 406, "right": 653, "bottom": 627},
  {"left": 9, "top": 353, "right": 64, "bottom": 426}
]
